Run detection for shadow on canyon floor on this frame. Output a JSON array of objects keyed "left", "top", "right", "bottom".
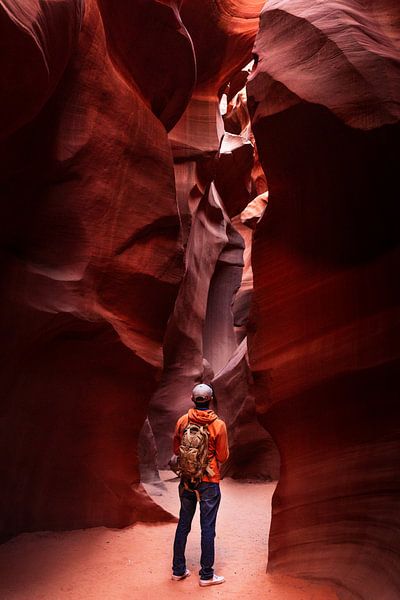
[{"left": 0, "top": 472, "right": 338, "bottom": 599}]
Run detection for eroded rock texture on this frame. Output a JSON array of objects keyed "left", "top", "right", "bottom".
[
  {"left": 180, "top": 0, "right": 265, "bottom": 96},
  {"left": 1, "top": 0, "right": 190, "bottom": 538},
  {"left": 3, "top": 6, "right": 397, "bottom": 598},
  {"left": 1, "top": 0, "right": 276, "bottom": 540},
  {"left": 149, "top": 61, "right": 278, "bottom": 480},
  {"left": 0, "top": 0, "right": 84, "bottom": 139},
  {"left": 247, "top": 1, "right": 400, "bottom": 598}
]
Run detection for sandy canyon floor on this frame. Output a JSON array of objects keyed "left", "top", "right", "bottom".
[{"left": 0, "top": 473, "right": 338, "bottom": 599}]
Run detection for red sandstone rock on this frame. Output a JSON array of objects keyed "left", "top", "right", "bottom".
[
  {"left": 148, "top": 178, "right": 237, "bottom": 465},
  {"left": 0, "top": 0, "right": 83, "bottom": 139},
  {"left": 138, "top": 418, "right": 167, "bottom": 495},
  {"left": 247, "top": 1, "right": 400, "bottom": 598},
  {"left": 150, "top": 75, "right": 278, "bottom": 480},
  {"left": 97, "top": 0, "right": 196, "bottom": 131},
  {"left": 180, "top": 0, "right": 264, "bottom": 95},
  {"left": 5, "top": 14, "right": 398, "bottom": 600},
  {"left": 249, "top": 0, "right": 400, "bottom": 129},
  {"left": 1, "top": 0, "right": 183, "bottom": 537}
]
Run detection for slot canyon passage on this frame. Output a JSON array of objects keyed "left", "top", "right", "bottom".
[{"left": 0, "top": 0, "right": 399, "bottom": 599}]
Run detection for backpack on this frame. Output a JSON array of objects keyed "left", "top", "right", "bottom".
[{"left": 178, "top": 420, "right": 215, "bottom": 484}]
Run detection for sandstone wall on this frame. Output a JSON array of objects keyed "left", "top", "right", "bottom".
[
  {"left": 0, "top": 0, "right": 190, "bottom": 538},
  {"left": 0, "top": 0, "right": 276, "bottom": 539},
  {"left": 247, "top": 2, "right": 400, "bottom": 598}
]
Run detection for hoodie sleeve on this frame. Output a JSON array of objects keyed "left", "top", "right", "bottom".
[
  {"left": 173, "top": 416, "right": 185, "bottom": 455},
  {"left": 215, "top": 420, "right": 229, "bottom": 463}
]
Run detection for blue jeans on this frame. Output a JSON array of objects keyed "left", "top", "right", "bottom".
[{"left": 172, "top": 481, "right": 221, "bottom": 579}]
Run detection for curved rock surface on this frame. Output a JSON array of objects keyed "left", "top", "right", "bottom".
[
  {"left": 1, "top": 0, "right": 183, "bottom": 538},
  {"left": 149, "top": 74, "right": 278, "bottom": 480},
  {"left": 1, "top": 0, "right": 274, "bottom": 540},
  {"left": 2, "top": 6, "right": 398, "bottom": 600},
  {"left": 181, "top": 0, "right": 264, "bottom": 95},
  {"left": 249, "top": 0, "right": 400, "bottom": 129},
  {"left": 0, "top": 0, "right": 83, "bottom": 139},
  {"left": 97, "top": 0, "right": 196, "bottom": 131},
  {"left": 247, "top": 1, "right": 400, "bottom": 598}
]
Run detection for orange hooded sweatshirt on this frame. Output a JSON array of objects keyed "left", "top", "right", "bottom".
[{"left": 173, "top": 408, "right": 229, "bottom": 483}]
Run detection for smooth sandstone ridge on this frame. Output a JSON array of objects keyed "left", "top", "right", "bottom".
[
  {"left": 247, "top": 1, "right": 400, "bottom": 599},
  {"left": 1, "top": 0, "right": 187, "bottom": 537},
  {"left": 1, "top": 1, "right": 399, "bottom": 599},
  {"left": 1, "top": 0, "right": 270, "bottom": 538}
]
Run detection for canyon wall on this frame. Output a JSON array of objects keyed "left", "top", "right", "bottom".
[
  {"left": 0, "top": 0, "right": 192, "bottom": 538},
  {"left": 247, "top": 1, "right": 400, "bottom": 599},
  {"left": 2, "top": 3, "right": 399, "bottom": 599},
  {"left": 149, "top": 86, "right": 278, "bottom": 479},
  {"left": 146, "top": 1, "right": 278, "bottom": 478},
  {"left": 1, "top": 0, "right": 277, "bottom": 539}
]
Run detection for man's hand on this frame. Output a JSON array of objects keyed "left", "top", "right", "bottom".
[{"left": 168, "top": 454, "right": 180, "bottom": 475}]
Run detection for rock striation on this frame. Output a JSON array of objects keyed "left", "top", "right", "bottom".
[
  {"left": 247, "top": 1, "right": 400, "bottom": 598},
  {"left": 149, "top": 58, "right": 278, "bottom": 480},
  {"left": 0, "top": 0, "right": 187, "bottom": 538},
  {"left": 0, "top": 0, "right": 274, "bottom": 540},
  {"left": 0, "top": 0, "right": 84, "bottom": 140},
  {"left": 2, "top": 6, "right": 398, "bottom": 600}
]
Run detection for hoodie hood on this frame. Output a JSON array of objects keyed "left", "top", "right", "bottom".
[{"left": 188, "top": 407, "right": 218, "bottom": 425}]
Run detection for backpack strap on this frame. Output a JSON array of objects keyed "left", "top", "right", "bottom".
[
  {"left": 206, "top": 464, "right": 215, "bottom": 477},
  {"left": 180, "top": 480, "right": 201, "bottom": 502}
]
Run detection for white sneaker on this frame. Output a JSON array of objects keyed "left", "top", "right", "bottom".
[
  {"left": 199, "top": 574, "right": 225, "bottom": 586},
  {"left": 171, "top": 569, "right": 191, "bottom": 581}
]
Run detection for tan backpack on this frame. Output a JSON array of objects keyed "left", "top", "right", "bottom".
[{"left": 178, "top": 420, "right": 215, "bottom": 484}]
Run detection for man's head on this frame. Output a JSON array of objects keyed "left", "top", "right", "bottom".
[{"left": 191, "top": 383, "right": 213, "bottom": 409}]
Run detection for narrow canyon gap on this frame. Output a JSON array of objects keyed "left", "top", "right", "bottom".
[{"left": 0, "top": 2, "right": 399, "bottom": 600}]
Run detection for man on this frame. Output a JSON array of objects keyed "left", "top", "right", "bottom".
[{"left": 171, "top": 383, "right": 229, "bottom": 587}]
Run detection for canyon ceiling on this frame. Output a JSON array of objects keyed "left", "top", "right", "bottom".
[{"left": 1, "top": 1, "right": 399, "bottom": 599}]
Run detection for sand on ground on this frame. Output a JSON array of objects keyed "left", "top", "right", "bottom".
[{"left": 0, "top": 472, "right": 338, "bottom": 599}]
